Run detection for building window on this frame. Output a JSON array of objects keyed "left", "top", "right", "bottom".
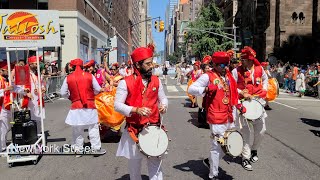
[
  {"left": 38, "top": 0, "right": 48, "bottom": 10},
  {"left": 84, "top": 0, "right": 87, "bottom": 15},
  {"left": 298, "top": 12, "right": 305, "bottom": 24},
  {"left": 291, "top": 12, "right": 298, "bottom": 23}
]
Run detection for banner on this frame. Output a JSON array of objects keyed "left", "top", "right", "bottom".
[{"left": 0, "top": 10, "right": 61, "bottom": 47}]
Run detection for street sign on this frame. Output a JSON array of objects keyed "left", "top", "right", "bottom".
[
  {"left": 96, "top": 48, "right": 105, "bottom": 51},
  {"left": 236, "top": 42, "right": 242, "bottom": 46},
  {"left": 232, "top": 48, "right": 239, "bottom": 51}
]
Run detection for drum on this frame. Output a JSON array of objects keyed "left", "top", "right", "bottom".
[
  {"left": 137, "top": 125, "right": 169, "bottom": 158},
  {"left": 242, "top": 99, "right": 264, "bottom": 120},
  {"left": 219, "top": 129, "right": 243, "bottom": 157}
]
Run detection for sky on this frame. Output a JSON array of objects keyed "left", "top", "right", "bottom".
[{"left": 149, "top": 0, "right": 169, "bottom": 52}]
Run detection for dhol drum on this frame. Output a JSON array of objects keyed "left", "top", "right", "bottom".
[
  {"left": 217, "top": 129, "right": 244, "bottom": 157},
  {"left": 242, "top": 99, "right": 264, "bottom": 121},
  {"left": 137, "top": 125, "right": 169, "bottom": 158}
]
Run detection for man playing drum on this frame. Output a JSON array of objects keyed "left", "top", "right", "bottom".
[
  {"left": 231, "top": 46, "right": 268, "bottom": 171},
  {"left": 188, "top": 52, "right": 244, "bottom": 180},
  {"left": 114, "top": 44, "right": 168, "bottom": 180}
]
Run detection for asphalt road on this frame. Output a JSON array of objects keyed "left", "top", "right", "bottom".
[{"left": 0, "top": 76, "right": 319, "bottom": 180}]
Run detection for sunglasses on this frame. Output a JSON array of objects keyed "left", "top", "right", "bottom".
[
  {"left": 216, "top": 63, "right": 228, "bottom": 68},
  {"left": 110, "top": 68, "right": 117, "bottom": 70}
]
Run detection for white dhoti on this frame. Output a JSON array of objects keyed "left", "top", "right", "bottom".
[
  {"left": 208, "top": 122, "right": 235, "bottom": 178},
  {"left": 117, "top": 130, "right": 163, "bottom": 180},
  {"left": 235, "top": 101, "right": 267, "bottom": 160},
  {"left": 0, "top": 108, "right": 11, "bottom": 150},
  {"left": 66, "top": 109, "right": 102, "bottom": 150}
]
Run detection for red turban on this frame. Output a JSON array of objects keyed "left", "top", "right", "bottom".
[
  {"left": 28, "top": 56, "right": 42, "bottom": 64},
  {"left": 84, "top": 59, "right": 95, "bottom": 68},
  {"left": 194, "top": 61, "right": 201, "bottom": 67},
  {"left": 212, "top": 51, "right": 230, "bottom": 64},
  {"left": 202, "top": 55, "right": 212, "bottom": 64},
  {"left": 70, "top": 58, "right": 83, "bottom": 66},
  {"left": 261, "top": 62, "right": 269, "bottom": 67},
  {"left": 226, "top": 50, "right": 235, "bottom": 58},
  {"left": 240, "top": 46, "right": 261, "bottom": 66},
  {"left": 1, "top": 64, "right": 8, "bottom": 70},
  {"left": 130, "top": 47, "right": 153, "bottom": 63},
  {"left": 112, "top": 62, "right": 119, "bottom": 68}
]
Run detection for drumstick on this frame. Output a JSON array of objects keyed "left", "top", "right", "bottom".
[{"left": 156, "top": 115, "right": 164, "bottom": 148}]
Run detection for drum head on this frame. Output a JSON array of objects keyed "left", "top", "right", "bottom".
[
  {"left": 242, "top": 99, "right": 264, "bottom": 120},
  {"left": 138, "top": 126, "right": 169, "bottom": 157},
  {"left": 226, "top": 131, "right": 243, "bottom": 157}
]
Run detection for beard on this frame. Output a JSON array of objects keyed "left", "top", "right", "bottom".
[{"left": 140, "top": 68, "right": 153, "bottom": 79}]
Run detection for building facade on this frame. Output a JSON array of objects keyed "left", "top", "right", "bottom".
[
  {"left": 235, "top": 0, "right": 320, "bottom": 62},
  {"left": 139, "top": 0, "right": 148, "bottom": 47}
]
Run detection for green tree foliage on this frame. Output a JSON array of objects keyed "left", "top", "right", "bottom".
[
  {"left": 167, "top": 44, "right": 186, "bottom": 64},
  {"left": 185, "top": 2, "right": 233, "bottom": 58}
]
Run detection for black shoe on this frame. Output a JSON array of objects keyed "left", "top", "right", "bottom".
[
  {"left": 250, "top": 150, "right": 259, "bottom": 163},
  {"left": 210, "top": 176, "right": 219, "bottom": 180},
  {"left": 203, "top": 158, "right": 210, "bottom": 169},
  {"left": 242, "top": 159, "right": 253, "bottom": 171},
  {"left": 264, "top": 105, "right": 272, "bottom": 110}
]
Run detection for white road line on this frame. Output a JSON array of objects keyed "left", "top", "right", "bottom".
[
  {"left": 166, "top": 85, "right": 178, "bottom": 92},
  {"left": 167, "top": 95, "right": 188, "bottom": 99},
  {"left": 170, "top": 77, "right": 175, "bottom": 79},
  {"left": 180, "top": 85, "right": 188, "bottom": 92},
  {"left": 272, "top": 101, "right": 298, "bottom": 110},
  {"left": 276, "top": 98, "right": 320, "bottom": 101}
]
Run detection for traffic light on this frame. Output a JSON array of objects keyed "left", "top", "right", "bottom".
[
  {"left": 184, "top": 31, "right": 187, "bottom": 38},
  {"left": 107, "top": 38, "right": 112, "bottom": 47},
  {"left": 60, "top": 24, "right": 65, "bottom": 45},
  {"left": 154, "top": 21, "right": 159, "bottom": 31},
  {"left": 159, "top": 20, "right": 164, "bottom": 32}
]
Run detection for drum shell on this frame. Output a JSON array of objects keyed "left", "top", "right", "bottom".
[
  {"left": 220, "top": 130, "right": 243, "bottom": 157},
  {"left": 137, "top": 125, "right": 169, "bottom": 157}
]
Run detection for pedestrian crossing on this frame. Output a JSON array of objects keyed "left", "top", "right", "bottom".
[{"left": 164, "top": 85, "right": 188, "bottom": 92}]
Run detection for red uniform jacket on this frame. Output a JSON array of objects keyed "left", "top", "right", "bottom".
[
  {"left": 67, "top": 71, "right": 96, "bottom": 109},
  {"left": 0, "top": 75, "right": 11, "bottom": 111},
  {"left": 125, "top": 75, "right": 160, "bottom": 125},
  {"left": 236, "top": 65, "right": 266, "bottom": 99},
  {"left": 205, "top": 71, "right": 236, "bottom": 124}
]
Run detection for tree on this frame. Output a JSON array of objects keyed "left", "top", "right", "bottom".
[
  {"left": 167, "top": 44, "right": 186, "bottom": 65},
  {"left": 185, "top": 2, "right": 233, "bottom": 58}
]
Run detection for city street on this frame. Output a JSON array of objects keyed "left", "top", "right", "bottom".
[{"left": 0, "top": 76, "right": 320, "bottom": 180}]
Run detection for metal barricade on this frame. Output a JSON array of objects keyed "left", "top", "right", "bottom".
[{"left": 44, "top": 75, "right": 66, "bottom": 102}]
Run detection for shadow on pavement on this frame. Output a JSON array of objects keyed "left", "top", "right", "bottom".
[
  {"left": 115, "top": 174, "right": 149, "bottom": 180},
  {"left": 173, "top": 159, "right": 233, "bottom": 180},
  {"left": 223, "top": 155, "right": 242, "bottom": 165},
  {"left": 301, "top": 118, "right": 320, "bottom": 128},
  {"left": 188, "top": 112, "right": 210, "bottom": 129},
  {"left": 310, "top": 130, "right": 320, "bottom": 137}
]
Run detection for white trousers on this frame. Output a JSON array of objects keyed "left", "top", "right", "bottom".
[
  {"left": 128, "top": 158, "right": 163, "bottom": 180},
  {"left": 240, "top": 117, "right": 266, "bottom": 160},
  {"left": 209, "top": 122, "right": 235, "bottom": 178},
  {"left": 0, "top": 118, "right": 9, "bottom": 150},
  {"left": 72, "top": 123, "right": 101, "bottom": 150}
]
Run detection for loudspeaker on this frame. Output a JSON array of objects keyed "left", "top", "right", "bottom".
[
  {"left": 12, "top": 120, "right": 38, "bottom": 145},
  {"left": 14, "top": 110, "right": 31, "bottom": 123}
]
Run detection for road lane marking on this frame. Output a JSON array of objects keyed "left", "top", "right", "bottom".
[
  {"left": 180, "top": 85, "right": 188, "bottom": 92},
  {"left": 166, "top": 86, "right": 178, "bottom": 92},
  {"left": 167, "top": 95, "right": 188, "bottom": 99},
  {"left": 272, "top": 101, "right": 297, "bottom": 110},
  {"left": 276, "top": 98, "right": 320, "bottom": 102}
]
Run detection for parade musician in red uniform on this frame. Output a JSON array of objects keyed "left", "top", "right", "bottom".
[
  {"left": 114, "top": 45, "right": 168, "bottom": 180},
  {"left": 231, "top": 46, "right": 268, "bottom": 171},
  {"left": 188, "top": 52, "right": 244, "bottom": 179}
]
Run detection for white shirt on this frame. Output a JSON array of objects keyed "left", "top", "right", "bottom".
[
  {"left": 114, "top": 78, "right": 168, "bottom": 117},
  {"left": 60, "top": 74, "right": 101, "bottom": 125}
]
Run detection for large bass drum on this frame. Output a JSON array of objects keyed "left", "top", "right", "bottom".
[{"left": 137, "top": 125, "right": 169, "bottom": 158}]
